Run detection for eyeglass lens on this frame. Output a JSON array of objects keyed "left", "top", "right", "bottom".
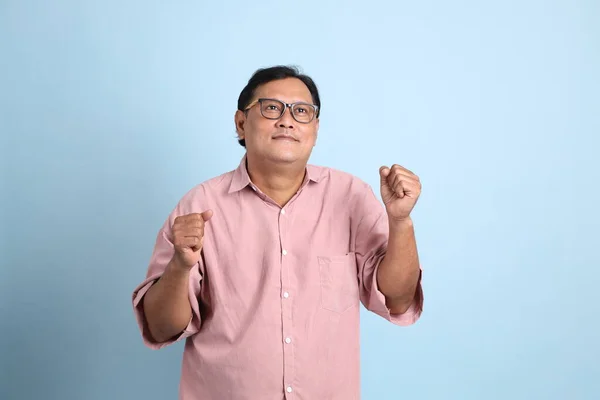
[{"left": 260, "top": 99, "right": 315, "bottom": 123}]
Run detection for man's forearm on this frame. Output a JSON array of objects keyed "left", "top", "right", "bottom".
[
  {"left": 143, "top": 259, "right": 193, "bottom": 343},
  {"left": 377, "top": 217, "right": 421, "bottom": 314}
]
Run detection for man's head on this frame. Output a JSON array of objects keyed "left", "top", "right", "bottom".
[{"left": 235, "top": 66, "right": 321, "bottom": 165}]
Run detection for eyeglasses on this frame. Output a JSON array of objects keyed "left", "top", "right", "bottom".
[{"left": 245, "top": 98, "right": 319, "bottom": 124}]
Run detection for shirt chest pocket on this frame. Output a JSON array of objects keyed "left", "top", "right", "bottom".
[{"left": 317, "top": 253, "right": 360, "bottom": 314}]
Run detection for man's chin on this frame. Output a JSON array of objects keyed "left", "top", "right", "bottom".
[
  {"left": 264, "top": 151, "right": 309, "bottom": 165},
  {"left": 248, "top": 146, "right": 312, "bottom": 165}
]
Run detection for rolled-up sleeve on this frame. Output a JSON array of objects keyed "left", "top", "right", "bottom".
[
  {"left": 353, "top": 184, "right": 423, "bottom": 326},
  {"left": 131, "top": 220, "right": 204, "bottom": 349}
]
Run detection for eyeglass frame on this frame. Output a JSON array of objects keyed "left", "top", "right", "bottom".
[{"left": 244, "top": 98, "right": 319, "bottom": 124}]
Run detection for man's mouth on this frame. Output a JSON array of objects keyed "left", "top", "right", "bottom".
[{"left": 272, "top": 135, "right": 298, "bottom": 141}]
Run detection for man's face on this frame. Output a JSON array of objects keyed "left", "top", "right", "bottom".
[{"left": 236, "top": 78, "right": 319, "bottom": 165}]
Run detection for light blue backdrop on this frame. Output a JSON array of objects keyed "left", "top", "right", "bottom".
[{"left": 1, "top": 1, "right": 599, "bottom": 399}]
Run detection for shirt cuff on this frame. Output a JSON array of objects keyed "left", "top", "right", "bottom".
[
  {"left": 368, "top": 262, "right": 423, "bottom": 326},
  {"left": 131, "top": 268, "right": 202, "bottom": 349}
]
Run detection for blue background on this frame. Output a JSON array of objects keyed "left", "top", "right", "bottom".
[{"left": 1, "top": 1, "right": 599, "bottom": 399}]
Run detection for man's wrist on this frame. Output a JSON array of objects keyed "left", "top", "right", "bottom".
[
  {"left": 388, "top": 216, "right": 413, "bottom": 230},
  {"left": 167, "top": 256, "right": 193, "bottom": 275}
]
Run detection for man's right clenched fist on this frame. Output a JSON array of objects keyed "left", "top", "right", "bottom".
[{"left": 171, "top": 210, "right": 213, "bottom": 269}]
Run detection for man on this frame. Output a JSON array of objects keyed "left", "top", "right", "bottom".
[{"left": 132, "top": 65, "right": 424, "bottom": 400}]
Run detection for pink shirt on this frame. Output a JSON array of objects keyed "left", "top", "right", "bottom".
[{"left": 132, "top": 156, "right": 423, "bottom": 400}]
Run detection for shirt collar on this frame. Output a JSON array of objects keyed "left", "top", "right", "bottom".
[{"left": 228, "top": 154, "right": 322, "bottom": 194}]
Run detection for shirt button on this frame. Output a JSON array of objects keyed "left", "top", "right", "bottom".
[
  {"left": 285, "top": 337, "right": 292, "bottom": 344},
  {"left": 281, "top": 208, "right": 286, "bottom": 215},
  {"left": 282, "top": 249, "right": 288, "bottom": 256},
  {"left": 286, "top": 386, "right": 293, "bottom": 393},
  {"left": 283, "top": 292, "right": 289, "bottom": 298}
]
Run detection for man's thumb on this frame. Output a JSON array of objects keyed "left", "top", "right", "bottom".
[
  {"left": 379, "top": 166, "right": 390, "bottom": 182},
  {"left": 201, "top": 209, "right": 213, "bottom": 221}
]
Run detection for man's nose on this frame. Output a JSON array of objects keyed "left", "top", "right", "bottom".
[{"left": 278, "top": 107, "right": 295, "bottom": 129}]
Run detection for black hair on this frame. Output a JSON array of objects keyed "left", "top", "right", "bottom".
[{"left": 236, "top": 65, "right": 321, "bottom": 147}]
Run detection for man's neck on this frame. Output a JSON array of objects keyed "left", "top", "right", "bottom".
[{"left": 246, "top": 156, "right": 307, "bottom": 207}]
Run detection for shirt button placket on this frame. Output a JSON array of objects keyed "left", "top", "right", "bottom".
[{"left": 279, "top": 206, "right": 295, "bottom": 398}]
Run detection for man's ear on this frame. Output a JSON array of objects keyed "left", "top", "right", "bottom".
[{"left": 234, "top": 110, "right": 246, "bottom": 140}]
